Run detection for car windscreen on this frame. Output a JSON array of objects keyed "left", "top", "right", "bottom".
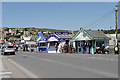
[{"left": 8, "top": 46, "right": 14, "bottom": 48}]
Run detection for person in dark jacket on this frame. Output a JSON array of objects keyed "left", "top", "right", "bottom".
[
  {"left": 82, "top": 43, "right": 86, "bottom": 54},
  {"left": 101, "top": 44, "right": 105, "bottom": 54},
  {"left": 55, "top": 43, "right": 58, "bottom": 53}
]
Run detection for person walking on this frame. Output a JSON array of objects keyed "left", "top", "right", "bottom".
[
  {"left": 101, "top": 44, "right": 105, "bottom": 54},
  {"left": 28, "top": 45, "right": 30, "bottom": 51},
  {"left": 16, "top": 44, "right": 18, "bottom": 52},
  {"left": 64, "top": 43, "right": 67, "bottom": 53},
  {"left": 55, "top": 43, "right": 58, "bottom": 53},
  {"left": 57, "top": 42, "right": 62, "bottom": 53},
  {"left": 23, "top": 44, "right": 25, "bottom": 51},
  {"left": 82, "top": 43, "right": 86, "bottom": 54},
  {"left": 20, "top": 44, "right": 23, "bottom": 51}
]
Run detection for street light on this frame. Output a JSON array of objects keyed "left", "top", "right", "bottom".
[
  {"left": 114, "top": 5, "right": 119, "bottom": 54},
  {"left": 115, "top": 5, "right": 118, "bottom": 46},
  {"left": 115, "top": 5, "right": 118, "bottom": 11}
]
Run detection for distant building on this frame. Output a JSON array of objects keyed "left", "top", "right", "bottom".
[
  {"left": 106, "top": 34, "right": 120, "bottom": 46},
  {"left": 0, "top": 32, "right": 6, "bottom": 44},
  {"left": 21, "top": 35, "right": 37, "bottom": 45},
  {"left": 106, "top": 34, "right": 120, "bottom": 53}
]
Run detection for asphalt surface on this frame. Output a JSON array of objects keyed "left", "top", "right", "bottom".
[{"left": 4, "top": 52, "right": 119, "bottom": 78}]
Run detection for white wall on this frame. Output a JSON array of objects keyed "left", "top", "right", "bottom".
[
  {"left": 74, "top": 32, "right": 91, "bottom": 41},
  {"left": 47, "top": 37, "right": 58, "bottom": 41}
]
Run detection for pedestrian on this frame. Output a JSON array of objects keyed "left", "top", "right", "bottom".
[
  {"left": 101, "top": 44, "right": 105, "bottom": 54},
  {"left": 114, "top": 45, "right": 119, "bottom": 54},
  {"left": 16, "top": 44, "right": 18, "bottom": 51},
  {"left": 28, "top": 45, "right": 30, "bottom": 51},
  {"left": 26, "top": 45, "right": 28, "bottom": 51},
  {"left": 88, "top": 40, "right": 92, "bottom": 54},
  {"left": 69, "top": 45, "right": 72, "bottom": 53},
  {"left": 20, "top": 44, "right": 23, "bottom": 49},
  {"left": 64, "top": 43, "right": 67, "bottom": 53},
  {"left": 57, "top": 42, "right": 62, "bottom": 53},
  {"left": 105, "top": 46, "right": 109, "bottom": 54},
  {"left": 61, "top": 45, "right": 64, "bottom": 54},
  {"left": 23, "top": 44, "right": 25, "bottom": 51},
  {"left": 55, "top": 43, "right": 58, "bottom": 53},
  {"left": 96, "top": 46, "right": 100, "bottom": 54},
  {"left": 82, "top": 43, "right": 86, "bottom": 54}
]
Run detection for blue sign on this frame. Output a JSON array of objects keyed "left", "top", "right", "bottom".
[{"left": 35, "top": 32, "right": 46, "bottom": 42}]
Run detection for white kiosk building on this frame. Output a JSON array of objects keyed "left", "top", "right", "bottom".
[{"left": 72, "top": 27, "right": 110, "bottom": 54}]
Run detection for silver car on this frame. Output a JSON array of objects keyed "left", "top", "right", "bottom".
[{"left": 1, "top": 46, "right": 15, "bottom": 55}]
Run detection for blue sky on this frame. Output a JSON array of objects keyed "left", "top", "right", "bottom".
[{"left": 2, "top": 2, "right": 118, "bottom": 30}]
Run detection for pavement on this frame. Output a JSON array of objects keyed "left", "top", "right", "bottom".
[
  {"left": 0, "top": 55, "right": 37, "bottom": 79},
  {"left": 1, "top": 51, "right": 118, "bottom": 78},
  {"left": 0, "top": 55, "right": 12, "bottom": 79}
]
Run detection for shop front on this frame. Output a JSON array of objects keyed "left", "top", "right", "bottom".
[
  {"left": 35, "top": 32, "right": 48, "bottom": 52},
  {"left": 72, "top": 27, "right": 110, "bottom": 54},
  {"left": 47, "top": 32, "right": 73, "bottom": 53}
]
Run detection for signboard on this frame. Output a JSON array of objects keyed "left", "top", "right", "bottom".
[{"left": 35, "top": 32, "right": 46, "bottom": 42}]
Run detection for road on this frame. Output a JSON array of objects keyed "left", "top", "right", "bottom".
[{"left": 2, "top": 51, "right": 119, "bottom": 78}]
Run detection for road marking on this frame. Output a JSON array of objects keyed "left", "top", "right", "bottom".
[
  {"left": 0, "top": 71, "right": 12, "bottom": 75},
  {"left": 106, "top": 59, "right": 109, "bottom": 60},
  {"left": 39, "top": 57, "right": 118, "bottom": 78},
  {"left": 41, "top": 58, "right": 52, "bottom": 62},
  {"left": 2, "top": 75, "right": 11, "bottom": 78},
  {"left": 7, "top": 59, "right": 38, "bottom": 78},
  {"left": 18, "top": 53, "right": 118, "bottom": 78},
  {"left": 91, "top": 57, "right": 95, "bottom": 58},
  {"left": 87, "top": 56, "right": 118, "bottom": 62},
  {"left": 110, "top": 59, "right": 114, "bottom": 61},
  {"left": 0, "top": 71, "right": 12, "bottom": 78}
]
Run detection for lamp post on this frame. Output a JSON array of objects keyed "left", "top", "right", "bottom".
[
  {"left": 114, "top": 5, "right": 119, "bottom": 54},
  {"left": 115, "top": 5, "right": 118, "bottom": 46}
]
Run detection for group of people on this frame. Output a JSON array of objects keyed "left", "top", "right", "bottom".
[
  {"left": 55, "top": 42, "right": 69, "bottom": 53},
  {"left": 12, "top": 43, "right": 19, "bottom": 52},
  {"left": 21, "top": 44, "right": 34, "bottom": 52},
  {"left": 96, "top": 44, "right": 119, "bottom": 54},
  {"left": 11, "top": 43, "right": 34, "bottom": 52},
  {"left": 96, "top": 44, "right": 107, "bottom": 54}
]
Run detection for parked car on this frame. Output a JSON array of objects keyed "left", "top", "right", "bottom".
[{"left": 1, "top": 46, "right": 15, "bottom": 55}]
